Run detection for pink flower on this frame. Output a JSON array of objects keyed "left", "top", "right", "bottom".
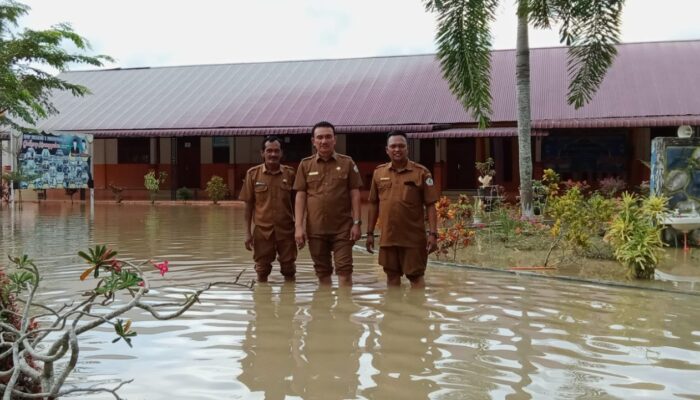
[
  {"left": 110, "top": 259, "right": 122, "bottom": 273},
  {"left": 138, "top": 281, "right": 145, "bottom": 287},
  {"left": 152, "top": 260, "right": 169, "bottom": 276}
]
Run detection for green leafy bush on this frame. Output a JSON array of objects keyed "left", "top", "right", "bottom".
[
  {"left": 176, "top": 187, "right": 193, "bottom": 201},
  {"left": 549, "top": 186, "right": 616, "bottom": 253},
  {"left": 604, "top": 193, "right": 667, "bottom": 279},
  {"left": 205, "top": 176, "right": 228, "bottom": 204},
  {"left": 144, "top": 170, "right": 167, "bottom": 204}
]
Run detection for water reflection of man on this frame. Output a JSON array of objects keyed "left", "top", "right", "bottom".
[
  {"left": 294, "top": 288, "right": 362, "bottom": 399},
  {"left": 364, "top": 290, "right": 439, "bottom": 399},
  {"left": 366, "top": 131, "right": 440, "bottom": 288},
  {"left": 239, "top": 136, "right": 297, "bottom": 282},
  {"left": 239, "top": 283, "right": 298, "bottom": 399}
]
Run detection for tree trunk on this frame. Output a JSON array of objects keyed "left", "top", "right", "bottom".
[{"left": 516, "top": 6, "right": 534, "bottom": 218}]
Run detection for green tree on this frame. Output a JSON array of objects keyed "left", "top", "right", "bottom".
[
  {"left": 0, "top": 0, "right": 112, "bottom": 130},
  {"left": 425, "top": 0, "right": 623, "bottom": 217}
]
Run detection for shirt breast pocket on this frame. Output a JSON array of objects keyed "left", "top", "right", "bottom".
[
  {"left": 378, "top": 181, "right": 392, "bottom": 201},
  {"left": 306, "top": 174, "right": 321, "bottom": 190},
  {"left": 254, "top": 184, "right": 268, "bottom": 200},
  {"left": 402, "top": 180, "right": 422, "bottom": 205}
]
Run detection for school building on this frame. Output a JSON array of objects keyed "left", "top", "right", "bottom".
[{"left": 2, "top": 39, "right": 699, "bottom": 200}]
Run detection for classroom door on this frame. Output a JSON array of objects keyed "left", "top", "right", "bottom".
[
  {"left": 177, "top": 137, "right": 201, "bottom": 189},
  {"left": 446, "top": 138, "right": 476, "bottom": 189}
]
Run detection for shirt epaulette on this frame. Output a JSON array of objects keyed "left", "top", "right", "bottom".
[
  {"left": 246, "top": 165, "right": 261, "bottom": 175},
  {"left": 413, "top": 162, "right": 430, "bottom": 173},
  {"left": 375, "top": 162, "right": 389, "bottom": 169},
  {"left": 301, "top": 155, "right": 315, "bottom": 162}
]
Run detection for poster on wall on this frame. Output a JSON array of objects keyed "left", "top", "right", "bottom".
[{"left": 18, "top": 132, "right": 93, "bottom": 189}]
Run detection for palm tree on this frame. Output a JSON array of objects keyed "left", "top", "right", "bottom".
[{"left": 425, "top": 0, "right": 624, "bottom": 217}]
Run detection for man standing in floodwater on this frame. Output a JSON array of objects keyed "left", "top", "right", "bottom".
[
  {"left": 366, "top": 131, "right": 439, "bottom": 289},
  {"left": 294, "top": 121, "right": 363, "bottom": 287},
  {"left": 239, "top": 136, "right": 297, "bottom": 282}
]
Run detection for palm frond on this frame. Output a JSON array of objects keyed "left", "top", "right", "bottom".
[
  {"left": 428, "top": 0, "right": 499, "bottom": 128},
  {"left": 563, "top": 0, "right": 624, "bottom": 108}
]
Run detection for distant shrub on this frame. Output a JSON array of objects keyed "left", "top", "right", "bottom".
[
  {"left": 144, "top": 170, "right": 167, "bottom": 205},
  {"left": 176, "top": 187, "right": 193, "bottom": 201},
  {"left": 206, "top": 176, "right": 228, "bottom": 205},
  {"left": 598, "top": 176, "right": 626, "bottom": 198}
]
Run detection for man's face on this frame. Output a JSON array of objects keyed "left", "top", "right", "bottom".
[
  {"left": 386, "top": 135, "right": 408, "bottom": 163},
  {"left": 312, "top": 127, "right": 336, "bottom": 156},
  {"left": 261, "top": 140, "right": 282, "bottom": 167}
]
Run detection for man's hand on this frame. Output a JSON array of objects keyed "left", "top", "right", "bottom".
[
  {"left": 244, "top": 232, "right": 254, "bottom": 251},
  {"left": 365, "top": 234, "right": 375, "bottom": 254},
  {"left": 295, "top": 226, "right": 307, "bottom": 249},
  {"left": 427, "top": 234, "right": 437, "bottom": 254},
  {"left": 350, "top": 224, "right": 361, "bottom": 242}
]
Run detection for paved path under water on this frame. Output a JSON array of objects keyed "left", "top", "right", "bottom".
[{"left": 1, "top": 203, "right": 699, "bottom": 399}]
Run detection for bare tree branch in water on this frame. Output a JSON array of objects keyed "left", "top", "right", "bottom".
[{"left": 0, "top": 248, "right": 254, "bottom": 399}]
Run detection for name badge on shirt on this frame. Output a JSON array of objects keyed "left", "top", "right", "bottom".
[
  {"left": 254, "top": 181, "right": 266, "bottom": 186},
  {"left": 380, "top": 177, "right": 390, "bottom": 181},
  {"left": 282, "top": 178, "right": 288, "bottom": 183},
  {"left": 308, "top": 171, "right": 319, "bottom": 176}
]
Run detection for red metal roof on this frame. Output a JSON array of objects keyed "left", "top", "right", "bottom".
[
  {"left": 57, "top": 124, "right": 436, "bottom": 138},
  {"left": 407, "top": 127, "right": 548, "bottom": 138},
  {"left": 29, "top": 40, "right": 700, "bottom": 135}
]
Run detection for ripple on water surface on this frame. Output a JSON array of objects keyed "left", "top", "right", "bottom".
[{"left": 2, "top": 203, "right": 700, "bottom": 399}]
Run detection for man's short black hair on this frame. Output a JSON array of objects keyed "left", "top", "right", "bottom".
[
  {"left": 261, "top": 135, "right": 282, "bottom": 151},
  {"left": 386, "top": 131, "right": 407, "bottom": 144},
  {"left": 311, "top": 121, "right": 335, "bottom": 137}
]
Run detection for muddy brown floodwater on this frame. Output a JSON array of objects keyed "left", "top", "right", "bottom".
[{"left": 1, "top": 203, "right": 699, "bottom": 399}]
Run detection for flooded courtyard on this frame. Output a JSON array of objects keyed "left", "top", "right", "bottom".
[{"left": 1, "top": 203, "right": 699, "bottom": 399}]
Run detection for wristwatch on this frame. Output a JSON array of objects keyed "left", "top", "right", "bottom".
[{"left": 353, "top": 219, "right": 362, "bottom": 225}]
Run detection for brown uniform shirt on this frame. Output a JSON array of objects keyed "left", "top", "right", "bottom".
[
  {"left": 293, "top": 152, "right": 363, "bottom": 235},
  {"left": 239, "top": 164, "right": 296, "bottom": 239},
  {"left": 368, "top": 160, "right": 440, "bottom": 247}
]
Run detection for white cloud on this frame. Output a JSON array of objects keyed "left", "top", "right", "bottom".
[{"left": 15, "top": 0, "right": 700, "bottom": 69}]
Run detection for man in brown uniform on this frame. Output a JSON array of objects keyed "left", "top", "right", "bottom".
[
  {"left": 239, "top": 136, "right": 297, "bottom": 282},
  {"left": 366, "top": 131, "right": 439, "bottom": 289},
  {"left": 294, "top": 121, "right": 363, "bottom": 287}
]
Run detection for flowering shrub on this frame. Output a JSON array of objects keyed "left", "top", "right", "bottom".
[
  {"left": 435, "top": 195, "right": 476, "bottom": 261},
  {"left": 0, "top": 245, "right": 252, "bottom": 398},
  {"left": 598, "top": 176, "right": 627, "bottom": 198},
  {"left": 144, "top": 170, "right": 168, "bottom": 204}
]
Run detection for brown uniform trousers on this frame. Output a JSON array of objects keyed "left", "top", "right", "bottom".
[
  {"left": 294, "top": 152, "right": 363, "bottom": 278},
  {"left": 239, "top": 164, "right": 297, "bottom": 279},
  {"left": 368, "top": 161, "right": 440, "bottom": 280}
]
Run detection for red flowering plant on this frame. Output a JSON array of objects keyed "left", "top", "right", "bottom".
[
  {"left": 0, "top": 245, "right": 253, "bottom": 398},
  {"left": 435, "top": 195, "right": 477, "bottom": 261}
]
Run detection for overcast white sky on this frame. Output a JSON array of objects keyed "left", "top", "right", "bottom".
[{"left": 16, "top": 0, "right": 700, "bottom": 69}]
